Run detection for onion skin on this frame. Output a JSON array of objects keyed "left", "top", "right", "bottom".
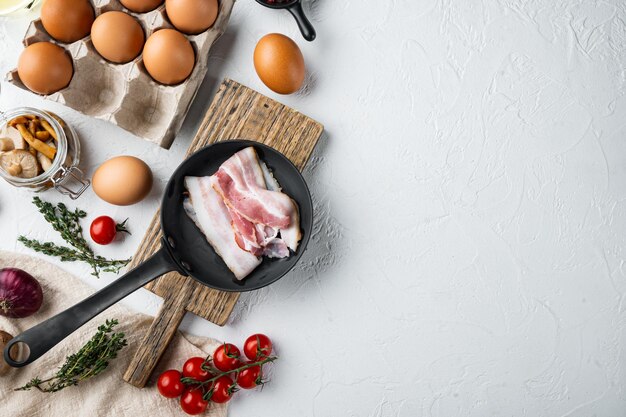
[{"left": 0, "top": 268, "right": 43, "bottom": 318}]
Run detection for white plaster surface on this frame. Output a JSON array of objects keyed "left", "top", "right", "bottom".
[{"left": 2, "top": 1, "right": 626, "bottom": 416}]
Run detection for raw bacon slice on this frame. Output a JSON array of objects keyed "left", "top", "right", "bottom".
[
  {"left": 262, "top": 238, "right": 290, "bottom": 258},
  {"left": 226, "top": 205, "right": 263, "bottom": 257},
  {"left": 184, "top": 147, "right": 302, "bottom": 280},
  {"left": 214, "top": 148, "right": 302, "bottom": 252},
  {"left": 252, "top": 224, "right": 290, "bottom": 257},
  {"left": 228, "top": 207, "right": 291, "bottom": 258},
  {"left": 260, "top": 162, "right": 281, "bottom": 192},
  {"left": 280, "top": 200, "right": 301, "bottom": 252},
  {"left": 260, "top": 161, "right": 302, "bottom": 252},
  {"left": 256, "top": 223, "right": 278, "bottom": 241},
  {"left": 184, "top": 176, "right": 261, "bottom": 280},
  {"left": 214, "top": 147, "right": 294, "bottom": 229}
]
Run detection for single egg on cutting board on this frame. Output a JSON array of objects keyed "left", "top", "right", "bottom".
[
  {"left": 41, "top": 0, "right": 94, "bottom": 43},
  {"left": 18, "top": 42, "right": 73, "bottom": 95},
  {"left": 91, "top": 11, "right": 145, "bottom": 64},
  {"left": 143, "top": 29, "right": 195, "bottom": 85},
  {"left": 120, "top": 0, "right": 163, "bottom": 13},
  {"left": 92, "top": 156, "right": 153, "bottom": 206},
  {"left": 165, "top": 0, "right": 218, "bottom": 35},
  {"left": 254, "top": 33, "right": 305, "bottom": 95}
]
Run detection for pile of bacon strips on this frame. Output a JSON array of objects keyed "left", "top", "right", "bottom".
[{"left": 184, "top": 147, "right": 301, "bottom": 279}]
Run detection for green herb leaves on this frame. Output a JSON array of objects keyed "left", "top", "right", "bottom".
[
  {"left": 18, "top": 197, "right": 130, "bottom": 277},
  {"left": 15, "top": 319, "right": 127, "bottom": 393}
]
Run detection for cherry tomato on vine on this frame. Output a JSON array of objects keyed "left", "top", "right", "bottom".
[
  {"left": 244, "top": 334, "right": 273, "bottom": 360},
  {"left": 236, "top": 363, "right": 262, "bottom": 389},
  {"left": 180, "top": 387, "right": 209, "bottom": 415},
  {"left": 213, "top": 343, "right": 241, "bottom": 371},
  {"left": 157, "top": 369, "right": 184, "bottom": 398},
  {"left": 210, "top": 375, "right": 235, "bottom": 403},
  {"left": 89, "top": 216, "right": 130, "bottom": 245},
  {"left": 182, "top": 357, "right": 212, "bottom": 382}
]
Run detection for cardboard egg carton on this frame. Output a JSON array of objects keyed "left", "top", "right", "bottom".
[{"left": 6, "top": 0, "right": 235, "bottom": 148}]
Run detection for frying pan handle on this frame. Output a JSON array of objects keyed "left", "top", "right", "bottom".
[
  {"left": 288, "top": 2, "right": 316, "bottom": 41},
  {"left": 3, "top": 245, "right": 183, "bottom": 368}
]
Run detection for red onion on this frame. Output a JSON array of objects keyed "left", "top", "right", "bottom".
[{"left": 0, "top": 268, "right": 43, "bottom": 318}]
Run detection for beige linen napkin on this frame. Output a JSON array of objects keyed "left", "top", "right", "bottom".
[{"left": 0, "top": 251, "right": 227, "bottom": 417}]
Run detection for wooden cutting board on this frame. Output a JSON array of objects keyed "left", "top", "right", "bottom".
[{"left": 123, "top": 79, "right": 324, "bottom": 387}]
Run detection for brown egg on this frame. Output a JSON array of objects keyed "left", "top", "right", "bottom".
[
  {"left": 143, "top": 29, "right": 195, "bottom": 85},
  {"left": 18, "top": 42, "right": 73, "bottom": 95},
  {"left": 254, "top": 33, "right": 305, "bottom": 95},
  {"left": 41, "top": 0, "right": 94, "bottom": 43},
  {"left": 165, "top": 0, "right": 218, "bottom": 35},
  {"left": 91, "top": 11, "right": 145, "bottom": 64},
  {"left": 120, "top": 0, "right": 163, "bottom": 13},
  {"left": 92, "top": 156, "right": 153, "bottom": 206}
]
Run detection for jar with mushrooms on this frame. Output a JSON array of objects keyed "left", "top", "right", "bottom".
[{"left": 0, "top": 108, "right": 89, "bottom": 199}]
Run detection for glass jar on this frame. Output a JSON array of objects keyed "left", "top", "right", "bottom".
[
  {"left": 0, "top": 107, "right": 90, "bottom": 199},
  {"left": 0, "top": 0, "right": 40, "bottom": 16}
]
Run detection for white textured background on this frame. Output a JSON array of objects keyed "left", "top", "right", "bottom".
[{"left": 2, "top": 1, "right": 626, "bottom": 416}]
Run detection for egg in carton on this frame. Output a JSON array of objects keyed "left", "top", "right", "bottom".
[{"left": 6, "top": 0, "right": 235, "bottom": 149}]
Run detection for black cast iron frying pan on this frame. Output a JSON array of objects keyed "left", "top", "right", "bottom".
[
  {"left": 4, "top": 140, "right": 313, "bottom": 367},
  {"left": 255, "top": 0, "right": 316, "bottom": 42}
]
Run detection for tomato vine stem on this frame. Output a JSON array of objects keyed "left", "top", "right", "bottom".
[{"left": 181, "top": 356, "right": 277, "bottom": 388}]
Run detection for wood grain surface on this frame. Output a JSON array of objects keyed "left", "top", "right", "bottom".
[{"left": 123, "top": 79, "right": 324, "bottom": 387}]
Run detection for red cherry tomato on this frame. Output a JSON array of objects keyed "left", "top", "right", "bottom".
[
  {"left": 236, "top": 363, "right": 262, "bottom": 389},
  {"left": 180, "top": 387, "right": 209, "bottom": 415},
  {"left": 213, "top": 343, "right": 241, "bottom": 371},
  {"left": 182, "top": 357, "right": 212, "bottom": 382},
  {"left": 243, "top": 334, "right": 273, "bottom": 360},
  {"left": 210, "top": 375, "right": 235, "bottom": 403},
  {"left": 90, "top": 216, "right": 129, "bottom": 245},
  {"left": 157, "top": 369, "right": 184, "bottom": 398}
]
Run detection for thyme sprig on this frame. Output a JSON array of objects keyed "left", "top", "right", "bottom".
[
  {"left": 15, "top": 319, "right": 127, "bottom": 393},
  {"left": 18, "top": 197, "right": 130, "bottom": 277}
]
